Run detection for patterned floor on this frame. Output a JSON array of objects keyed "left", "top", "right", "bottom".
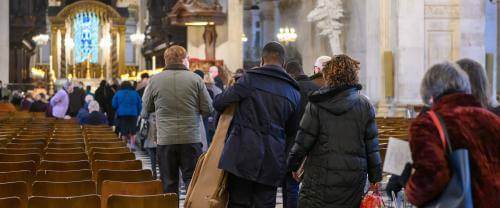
[{"left": 134, "top": 150, "right": 284, "bottom": 207}]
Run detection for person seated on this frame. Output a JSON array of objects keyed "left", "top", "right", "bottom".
[
  {"left": 29, "top": 93, "right": 48, "bottom": 112},
  {"left": 77, "top": 95, "right": 95, "bottom": 124},
  {"left": 81, "top": 101, "right": 108, "bottom": 125},
  {"left": 20, "top": 92, "right": 34, "bottom": 111}
]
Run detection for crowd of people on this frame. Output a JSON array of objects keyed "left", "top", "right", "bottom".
[{"left": 0, "top": 41, "right": 499, "bottom": 208}]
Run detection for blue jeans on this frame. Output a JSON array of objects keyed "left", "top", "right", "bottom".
[
  {"left": 282, "top": 172, "right": 299, "bottom": 208},
  {"left": 146, "top": 147, "right": 157, "bottom": 179}
]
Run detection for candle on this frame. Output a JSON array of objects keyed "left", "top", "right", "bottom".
[
  {"left": 152, "top": 56, "right": 156, "bottom": 70},
  {"left": 49, "top": 55, "right": 53, "bottom": 72}
]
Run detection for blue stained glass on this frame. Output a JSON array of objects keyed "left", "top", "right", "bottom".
[{"left": 74, "top": 12, "right": 99, "bottom": 63}]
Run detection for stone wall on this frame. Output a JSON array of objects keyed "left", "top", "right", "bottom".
[{"left": 0, "top": 0, "right": 8, "bottom": 83}]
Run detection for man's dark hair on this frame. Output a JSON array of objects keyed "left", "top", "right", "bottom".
[
  {"left": 141, "top": 73, "right": 150, "bottom": 80},
  {"left": 262, "top": 41, "right": 286, "bottom": 65},
  {"left": 86, "top": 85, "right": 91, "bottom": 91},
  {"left": 120, "top": 81, "right": 132, "bottom": 89},
  {"left": 285, "top": 61, "right": 303, "bottom": 77}
]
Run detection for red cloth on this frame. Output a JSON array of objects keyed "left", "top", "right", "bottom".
[{"left": 405, "top": 93, "right": 500, "bottom": 208}]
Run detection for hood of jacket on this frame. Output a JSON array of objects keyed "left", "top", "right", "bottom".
[
  {"left": 309, "top": 84, "right": 363, "bottom": 115},
  {"left": 246, "top": 65, "right": 300, "bottom": 91}
]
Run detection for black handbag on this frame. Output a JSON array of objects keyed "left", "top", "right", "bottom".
[{"left": 424, "top": 111, "right": 473, "bottom": 208}]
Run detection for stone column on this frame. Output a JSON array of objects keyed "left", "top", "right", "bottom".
[
  {"left": 0, "top": 0, "right": 8, "bottom": 83},
  {"left": 50, "top": 25, "right": 60, "bottom": 79},
  {"left": 118, "top": 25, "right": 126, "bottom": 76},
  {"left": 497, "top": 1, "right": 500, "bottom": 96},
  {"left": 259, "top": 0, "right": 279, "bottom": 44},
  {"left": 460, "top": 0, "right": 485, "bottom": 66},
  {"left": 111, "top": 27, "right": 119, "bottom": 78},
  {"left": 60, "top": 28, "right": 67, "bottom": 78}
]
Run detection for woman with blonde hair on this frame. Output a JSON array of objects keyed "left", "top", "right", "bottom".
[{"left": 288, "top": 54, "right": 382, "bottom": 207}]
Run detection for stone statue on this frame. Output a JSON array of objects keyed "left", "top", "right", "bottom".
[{"left": 308, "top": 0, "right": 344, "bottom": 54}]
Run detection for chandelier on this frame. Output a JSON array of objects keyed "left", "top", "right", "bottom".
[
  {"left": 130, "top": 31, "right": 145, "bottom": 46},
  {"left": 32, "top": 34, "right": 50, "bottom": 45},
  {"left": 276, "top": 27, "right": 298, "bottom": 44}
]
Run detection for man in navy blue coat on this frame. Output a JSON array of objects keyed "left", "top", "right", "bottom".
[{"left": 214, "top": 42, "right": 301, "bottom": 207}]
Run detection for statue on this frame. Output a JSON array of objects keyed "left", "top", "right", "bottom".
[{"left": 308, "top": 0, "right": 344, "bottom": 54}]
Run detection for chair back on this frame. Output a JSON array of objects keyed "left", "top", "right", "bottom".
[
  {"left": 27, "top": 194, "right": 99, "bottom": 208},
  {"left": 92, "top": 160, "right": 142, "bottom": 179},
  {"left": 39, "top": 160, "right": 90, "bottom": 171},
  {"left": 0, "top": 161, "right": 36, "bottom": 174},
  {"left": 89, "top": 147, "right": 130, "bottom": 156},
  {"left": 0, "top": 153, "right": 40, "bottom": 165},
  {"left": 87, "top": 142, "right": 126, "bottom": 149},
  {"left": 43, "top": 153, "right": 88, "bottom": 162},
  {"left": 47, "top": 142, "right": 85, "bottom": 149},
  {"left": 6, "top": 143, "right": 44, "bottom": 149},
  {"left": 101, "top": 180, "right": 163, "bottom": 208},
  {"left": 0, "top": 197, "right": 21, "bottom": 208},
  {"left": 32, "top": 180, "right": 96, "bottom": 197},
  {"left": 0, "top": 182, "right": 28, "bottom": 208},
  {"left": 91, "top": 152, "right": 135, "bottom": 162},
  {"left": 107, "top": 194, "right": 179, "bottom": 208},
  {"left": 96, "top": 169, "right": 153, "bottom": 194},
  {"left": 44, "top": 147, "right": 85, "bottom": 154},
  {"left": 0, "top": 148, "right": 43, "bottom": 155},
  {"left": 35, "top": 169, "right": 92, "bottom": 182}
]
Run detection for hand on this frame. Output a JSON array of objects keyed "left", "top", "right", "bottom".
[
  {"left": 227, "top": 78, "right": 236, "bottom": 87},
  {"left": 369, "top": 183, "right": 379, "bottom": 191},
  {"left": 292, "top": 171, "right": 302, "bottom": 182}
]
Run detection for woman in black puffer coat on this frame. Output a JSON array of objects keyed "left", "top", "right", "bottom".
[{"left": 288, "top": 55, "right": 382, "bottom": 208}]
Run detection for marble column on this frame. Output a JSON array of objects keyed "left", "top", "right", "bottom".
[
  {"left": 0, "top": 0, "right": 8, "bottom": 83},
  {"left": 111, "top": 27, "right": 118, "bottom": 78},
  {"left": 259, "top": 0, "right": 279, "bottom": 44},
  {"left": 50, "top": 25, "right": 60, "bottom": 79},
  {"left": 118, "top": 26, "right": 126, "bottom": 76}
]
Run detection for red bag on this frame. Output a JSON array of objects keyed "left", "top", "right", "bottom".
[{"left": 360, "top": 190, "right": 385, "bottom": 208}]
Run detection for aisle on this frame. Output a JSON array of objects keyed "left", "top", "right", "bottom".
[{"left": 135, "top": 150, "right": 284, "bottom": 207}]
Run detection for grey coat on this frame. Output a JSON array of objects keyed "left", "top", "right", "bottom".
[{"left": 142, "top": 64, "right": 214, "bottom": 145}]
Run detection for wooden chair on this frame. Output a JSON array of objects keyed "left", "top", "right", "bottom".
[
  {"left": 87, "top": 141, "right": 126, "bottom": 149},
  {"left": 0, "top": 161, "right": 36, "bottom": 174},
  {"left": 43, "top": 153, "right": 88, "bottom": 161},
  {"left": 107, "top": 194, "right": 179, "bottom": 208},
  {"left": 86, "top": 138, "right": 120, "bottom": 144},
  {"left": 0, "top": 148, "right": 43, "bottom": 155},
  {"left": 32, "top": 180, "right": 96, "bottom": 197},
  {"left": 50, "top": 139, "right": 83, "bottom": 143},
  {"left": 35, "top": 169, "right": 92, "bottom": 182},
  {"left": 101, "top": 180, "right": 163, "bottom": 208},
  {"left": 44, "top": 147, "right": 85, "bottom": 154},
  {"left": 10, "top": 138, "right": 46, "bottom": 144},
  {"left": 0, "top": 197, "right": 21, "bottom": 208},
  {"left": 92, "top": 160, "right": 142, "bottom": 180},
  {"left": 6, "top": 143, "right": 45, "bottom": 149},
  {"left": 0, "top": 170, "right": 33, "bottom": 195},
  {"left": 27, "top": 194, "right": 100, "bottom": 208},
  {"left": 91, "top": 152, "right": 135, "bottom": 162},
  {"left": 0, "top": 182, "right": 28, "bottom": 208},
  {"left": 47, "top": 142, "right": 85, "bottom": 149},
  {"left": 96, "top": 169, "right": 153, "bottom": 194},
  {"left": 89, "top": 147, "right": 130, "bottom": 156},
  {"left": 0, "top": 153, "right": 40, "bottom": 165},
  {"left": 39, "top": 160, "right": 90, "bottom": 171}
]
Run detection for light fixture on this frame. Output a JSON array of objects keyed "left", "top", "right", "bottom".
[
  {"left": 100, "top": 37, "right": 111, "bottom": 49},
  {"left": 242, "top": 34, "right": 248, "bottom": 42},
  {"left": 130, "top": 31, "right": 145, "bottom": 46},
  {"left": 276, "top": 27, "right": 298, "bottom": 44},
  {"left": 32, "top": 34, "right": 49, "bottom": 45},
  {"left": 184, "top": 22, "right": 215, "bottom": 26}
]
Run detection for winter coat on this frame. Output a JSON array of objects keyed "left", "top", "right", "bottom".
[
  {"left": 309, "top": 73, "right": 325, "bottom": 87},
  {"left": 95, "top": 85, "right": 114, "bottom": 114},
  {"left": 112, "top": 87, "right": 142, "bottom": 117},
  {"left": 50, "top": 89, "right": 70, "bottom": 118},
  {"left": 288, "top": 85, "right": 382, "bottom": 208},
  {"left": 214, "top": 65, "right": 301, "bottom": 187},
  {"left": 405, "top": 93, "right": 500, "bottom": 208},
  {"left": 29, "top": 101, "right": 48, "bottom": 112},
  {"left": 68, "top": 87, "right": 86, "bottom": 117},
  {"left": 142, "top": 64, "right": 214, "bottom": 145},
  {"left": 82, "top": 111, "right": 108, "bottom": 125},
  {"left": 76, "top": 103, "right": 90, "bottom": 124}
]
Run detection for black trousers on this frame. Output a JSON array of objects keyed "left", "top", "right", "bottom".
[
  {"left": 227, "top": 173, "right": 277, "bottom": 208},
  {"left": 157, "top": 143, "right": 202, "bottom": 195}
]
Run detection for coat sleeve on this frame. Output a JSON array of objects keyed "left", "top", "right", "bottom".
[
  {"left": 142, "top": 85, "right": 155, "bottom": 116},
  {"left": 405, "top": 114, "right": 450, "bottom": 206},
  {"left": 136, "top": 92, "right": 142, "bottom": 116},
  {"left": 197, "top": 79, "right": 214, "bottom": 116},
  {"left": 285, "top": 99, "right": 301, "bottom": 152},
  {"left": 50, "top": 91, "right": 62, "bottom": 106},
  {"left": 287, "top": 103, "right": 320, "bottom": 172},
  {"left": 213, "top": 75, "right": 253, "bottom": 112},
  {"left": 365, "top": 104, "right": 382, "bottom": 183}
]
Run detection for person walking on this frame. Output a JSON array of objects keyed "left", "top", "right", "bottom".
[
  {"left": 112, "top": 81, "right": 142, "bottom": 151},
  {"left": 50, "top": 81, "right": 73, "bottom": 119},
  {"left": 137, "top": 73, "right": 150, "bottom": 98},
  {"left": 287, "top": 55, "right": 382, "bottom": 208},
  {"left": 67, "top": 82, "right": 86, "bottom": 117},
  {"left": 95, "top": 80, "right": 115, "bottom": 125},
  {"left": 214, "top": 42, "right": 300, "bottom": 208},
  {"left": 282, "top": 61, "right": 319, "bottom": 208},
  {"left": 142, "top": 45, "right": 213, "bottom": 195},
  {"left": 404, "top": 62, "right": 500, "bottom": 208}
]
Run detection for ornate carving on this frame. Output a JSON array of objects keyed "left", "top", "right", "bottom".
[
  {"left": 424, "top": 5, "right": 460, "bottom": 19},
  {"left": 308, "top": 0, "right": 344, "bottom": 54}
]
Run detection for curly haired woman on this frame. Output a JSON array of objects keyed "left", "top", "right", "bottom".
[{"left": 287, "top": 54, "right": 382, "bottom": 208}]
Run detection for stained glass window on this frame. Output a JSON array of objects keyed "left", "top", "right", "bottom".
[{"left": 74, "top": 12, "right": 99, "bottom": 63}]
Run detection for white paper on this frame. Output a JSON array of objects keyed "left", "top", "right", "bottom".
[{"left": 382, "top": 137, "right": 413, "bottom": 175}]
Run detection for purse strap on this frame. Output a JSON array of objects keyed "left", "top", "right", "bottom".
[{"left": 427, "top": 110, "right": 453, "bottom": 154}]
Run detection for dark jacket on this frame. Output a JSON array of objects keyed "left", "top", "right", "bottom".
[
  {"left": 405, "top": 93, "right": 500, "bottom": 208},
  {"left": 214, "top": 65, "right": 301, "bottom": 186},
  {"left": 95, "top": 84, "right": 115, "bottom": 124},
  {"left": 112, "top": 87, "right": 142, "bottom": 117},
  {"left": 309, "top": 73, "right": 325, "bottom": 87},
  {"left": 288, "top": 85, "right": 382, "bottom": 208},
  {"left": 82, "top": 111, "right": 108, "bottom": 125},
  {"left": 68, "top": 87, "right": 86, "bottom": 117},
  {"left": 29, "top": 101, "right": 48, "bottom": 112}
]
